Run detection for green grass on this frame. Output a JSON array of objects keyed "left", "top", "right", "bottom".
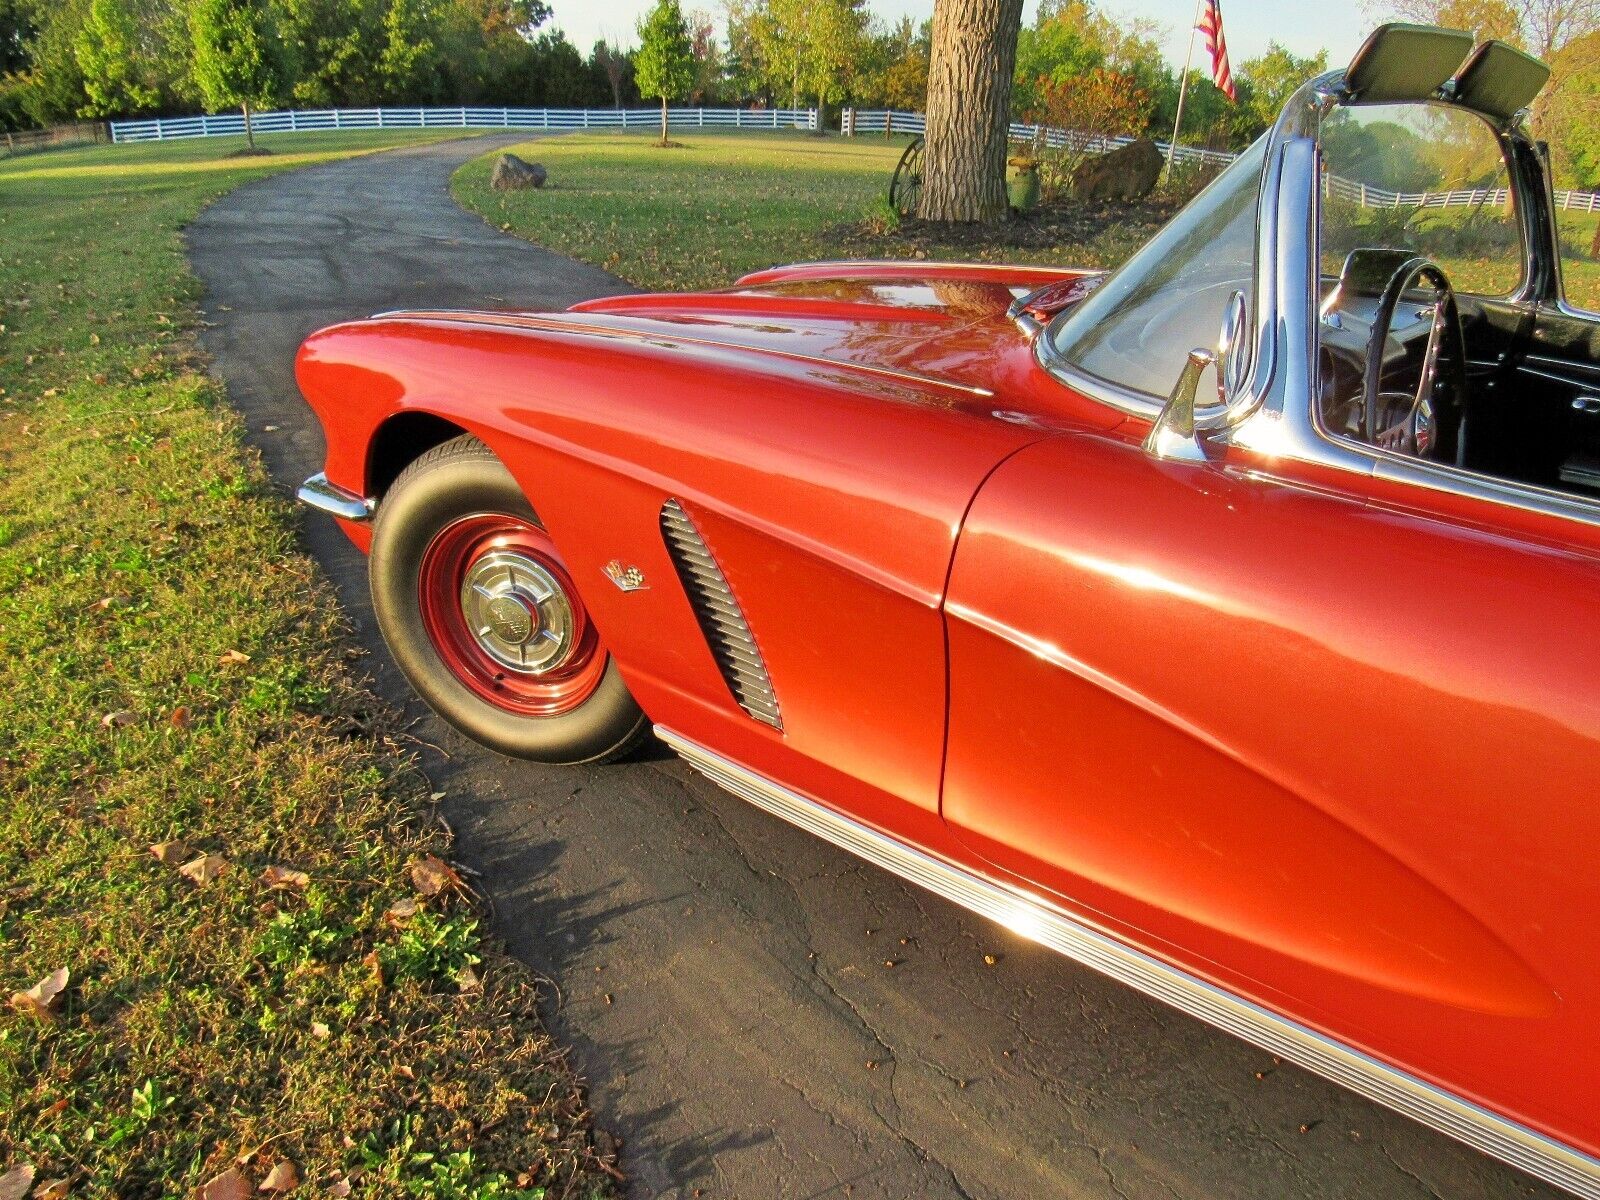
[
  {"left": 0, "top": 132, "right": 615, "bottom": 1199},
  {"left": 451, "top": 131, "right": 1156, "bottom": 293},
  {"left": 453, "top": 131, "right": 911, "bottom": 291}
]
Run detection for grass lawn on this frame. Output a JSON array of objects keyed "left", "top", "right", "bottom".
[
  {"left": 0, "top": 132, "right": 614, "bottom": 1200},
  {"left": 450, "top": 131, "right": 1161, "bottom": 292}
]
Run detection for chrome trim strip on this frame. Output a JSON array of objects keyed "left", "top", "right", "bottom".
[
  {"left": 296, "top": 472, "right": 374, "bottom": 522},
  {"left": 658, "top": 726, "right": 1600, "bottom": 1200}
]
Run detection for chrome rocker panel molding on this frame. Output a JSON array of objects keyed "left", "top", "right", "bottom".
[
  {"left": 297, "top": 472, "right": 374, "bottom": 522},
  {"left": 657, "top": 726, "right": 1600, "bottom": 1200}
]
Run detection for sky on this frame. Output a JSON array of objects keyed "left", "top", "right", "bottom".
[{"left": 545, "top": 0, "right": 1371, "bottom": 73}]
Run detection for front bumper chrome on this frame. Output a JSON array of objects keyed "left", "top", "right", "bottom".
[{"left": 297, "top": 472, "right": 374, "bottom": 522}]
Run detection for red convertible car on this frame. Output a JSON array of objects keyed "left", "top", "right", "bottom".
[{"left": 295, "top": 24, "right": 1600, "bottom": 1198}]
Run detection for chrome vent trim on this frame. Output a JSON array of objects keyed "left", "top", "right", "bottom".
[
  {"left": 657, "top": 726, "right": 1600, "bottom": 1200},
  {"left": 660, "top": 500, "right": 782, "bottom": 729}
]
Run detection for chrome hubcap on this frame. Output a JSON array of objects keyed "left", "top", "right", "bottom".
[{"left": 459, "top": 549, "right": 574, "bottom": 674}]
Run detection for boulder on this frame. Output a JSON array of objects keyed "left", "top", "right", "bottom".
[
  {"left": 490, "top": 154, "right": 547, "bottom": 191},
  {"left": 1071, "top": 138, "right": 1163, "bottom": 202}
]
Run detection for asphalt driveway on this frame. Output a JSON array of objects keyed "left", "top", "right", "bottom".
[{"left": 186, "top": 135, "right": 1560, "bottom": 1200}]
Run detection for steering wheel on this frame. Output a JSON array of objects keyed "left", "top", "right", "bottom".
[{"left": 1361, "top": 257, "right": 1469, "bottom": 463}]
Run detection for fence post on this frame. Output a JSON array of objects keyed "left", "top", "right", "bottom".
[{"left": 377, "top": 108, "right": 384, "bottom": 129}]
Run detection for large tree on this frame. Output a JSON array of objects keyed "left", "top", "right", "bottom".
[
  {"left": 189, "top": 0, "right": 289, "bottom": 150},
  {"left": 919, "top": 0, "right": 1025, "bottom": 222},
  {"left": 635, "top": 0, "right": 693, "bottom": 144}
]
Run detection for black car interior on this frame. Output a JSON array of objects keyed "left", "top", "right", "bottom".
[{"left": 1313, "top": 25, "right": 1600, "bottom": 503}]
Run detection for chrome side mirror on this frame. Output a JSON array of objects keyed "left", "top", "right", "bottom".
[
  {"left": 1145, "top": 348, "right": 1216, "bottom": 462},
  {"left": 1217, "top": 289, "right": 1251, "bottom": 407},
  {"left": 1145, "top": 290, "right": 1251, "bottom": 463}
]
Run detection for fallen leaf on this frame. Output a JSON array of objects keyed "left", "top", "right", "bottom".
[
  {"left": 169, "top": 707, "right": 193, "bottom": 729},
  {"left": 383, "top": 898, "right": 419, "bottom": 925},
  {"left": 177, "top": 854, "right": 228, "bottom": 886},
  {"left": 32, "top": 1179, "right": 68, "bottom": 1200},
  {"left": 149, "top": 840, "right": 191, "bottom": 865},
  {"left": 457, "top": 966, "right": 481, "bottom": 994},
  {"left": 9, "top": 968, "right": 68, "bottom": 1020},
  {"left": 327, "top": 1181, "right": 351, "bottom": 1198},
  {"left": 362, "top": 951, "right": 383, "bottom": 987},
  {"left": 216, "top": 650, "right": 251, "bottom": 667},
  {"left": 409, "top": 855, "right": 460, "bottom": 897},
  {"left": 0, "top": 1163, "right": 35, "bottom": 1200},
  {"left": 258, "top": 1162, "right": 298, "bottom": 1193},
  {"left": 259, "top": 866, "right": 309, "bottom": 892},
  {"left": 100, "top": 710, "right": 136, "bottom": 729},
  {"left": 199, "top": 1168, "right": 251, "bottom": 1200},
  {"left": 310, "top": 1021, "right": 331, "bottom": 1040}
]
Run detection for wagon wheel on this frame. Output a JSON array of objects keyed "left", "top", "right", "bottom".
[{"left": 889, "top": 135, "right": 924, "bottom": 218}]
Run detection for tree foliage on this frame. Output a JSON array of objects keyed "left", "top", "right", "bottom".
[
  {"left": 635, "top": 0, "right": 693, "bottom": 140},
  {"left": 190, "top": 0, "right": 290, "bottom": 115},
  {"left": 0, "top": 0, "right": 619, "bottom": 130},
  {"left": 74, "top": 0, "right": 162, "bottom": 116},
  {"left": 635, "top": 0, "right": 694, "bottom": 103}
]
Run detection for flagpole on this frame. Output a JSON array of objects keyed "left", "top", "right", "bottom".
[{"left": 1164, "top": 0, "right": 1206, "bottom": 183}]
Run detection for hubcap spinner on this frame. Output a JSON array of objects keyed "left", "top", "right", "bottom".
[{"left": 460, "top": 548, "right": 573, "bottom": 674}]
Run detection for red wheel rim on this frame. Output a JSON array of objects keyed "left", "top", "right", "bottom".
[{"left": 417, "top": 513, "right": 607, "bottom": 717}]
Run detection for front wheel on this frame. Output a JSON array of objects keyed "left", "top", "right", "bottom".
[{"left": 369, "top": 435, "right": 648, "bottom": 764}]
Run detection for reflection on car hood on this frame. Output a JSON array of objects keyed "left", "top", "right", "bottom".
[{"left": 557, "top": 260, "right": 1100, "bottom": 400}]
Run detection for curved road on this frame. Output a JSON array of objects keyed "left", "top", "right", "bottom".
[{"left": 188, "top": 137, "right": 1558, "bottom": 1200}]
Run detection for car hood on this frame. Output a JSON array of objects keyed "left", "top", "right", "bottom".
[{"left": 554, "top": 260, "right": 1100, "bottom": 402}]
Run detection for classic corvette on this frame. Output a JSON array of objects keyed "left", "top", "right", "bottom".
[{"left": 294, "top": 24, "right": 1600, "bottom": 1198}]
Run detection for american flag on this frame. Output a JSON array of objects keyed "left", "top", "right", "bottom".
[{"left": 1198, "top": 0, "right": 1236, "bottom": 101}]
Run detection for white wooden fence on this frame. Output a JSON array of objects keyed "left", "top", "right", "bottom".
[
  {"left": 843, "top": 108, "right": 1237, "bottom": 169},
  {"left": 107, "top": 100, "right": 1600, "bottom": 214},
  {"left": 108, "top": 105, "right": 818, "bottom": 143}
]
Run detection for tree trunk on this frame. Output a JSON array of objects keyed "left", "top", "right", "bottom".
[
  {"left": 659, "top": 96, "right": 668, "bottom": 144},
  {"left": 918, "top": 0, "right": 1024, "bottom": 223},
  {"left": 243, "top": 99, "right": 255, "bottom": 151}
]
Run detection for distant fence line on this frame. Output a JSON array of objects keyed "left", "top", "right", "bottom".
[
  {"left": 108, "top": 105, "right": 819, "bottom": 143},
  {"left": 103, "top": 102, "right": 1600, "bottom": 214},
  {"left": 844, "top": 107, "right": 1600, "bottom": 215},
  {"left": 1, "top": 120, "right": 109, "bottom": 157}
]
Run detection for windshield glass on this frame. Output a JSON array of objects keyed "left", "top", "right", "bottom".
[{"left": 1048, "top": 137, "right": 1266, "bottom": 400}]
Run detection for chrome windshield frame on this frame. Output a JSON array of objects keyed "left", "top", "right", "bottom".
[
  {"left": 1222, "top": 71, "right": 1600, "bottom": 529},
  {"left": 1038, "top": 63, "right": 1600, "bottom": 530}
]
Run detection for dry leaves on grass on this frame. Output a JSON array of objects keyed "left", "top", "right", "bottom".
[
  {"left": 169, "top": 706, "right": 193, "bottom": 729},
  {"left": 259, "top": 866, "right": 309, "bottom": 892},
  {"left": 410, "top": 855, "right": 461, "bottom": 897},
  {"left": 99, "top": 710, "right": 136, "bottom": 730},
  {"left": 177, "top": 854, "right": 228, "bottom": 886},
  {"left": 149, "top": 839, "right": 191, "bottom": 865},
  {"left": 32, "top": 1179, "right": 68, "bottom": 1200},
  {"left": 9, "top": 968, "right": 68, "bottom": 1021},
  {"left": 384, "top": 897, "right": 419, "bottom": 925},
  {"left": 198, "top": 1168, "right": 251, "bottom": 1200},
  {"left": 216, "top": 649, "right": 251, "bottom": 667},
  {"left": 0, "top": 1164, "right": 35, "bottom": 1200},
  {"left": 257, "top": 1161, "right": 298, "bottom": 1193}
]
